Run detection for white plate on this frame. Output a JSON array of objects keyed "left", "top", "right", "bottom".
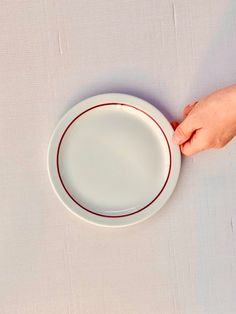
[{"left": 48, "top": 93, "right": 181, "bottom": 227}]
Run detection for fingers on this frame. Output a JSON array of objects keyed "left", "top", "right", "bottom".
[
  {"left": 172, "top": 115, "right": 198, "bottom": 145},
  {"left": 183, "top": 101, "right": 198, "bottom": 118}
]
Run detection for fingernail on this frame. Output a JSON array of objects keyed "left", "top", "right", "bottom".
[
  {"left": 172, "top": 132, "right": 182, "bottom": 145},
  {"left": 171, "top": 121, "right": 179, "bottom": 130}
]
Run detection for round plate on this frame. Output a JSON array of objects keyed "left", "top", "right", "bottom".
[{"left": 48, "top": 93, "right": 181, "bottom": 227}]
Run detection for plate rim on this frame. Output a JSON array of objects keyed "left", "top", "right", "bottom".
[
  {"left": 56, "top": 102, "right": 172, "bottom": 218},
  {"left": 47, "top": 93, "right": 181, "bottom": 227}
]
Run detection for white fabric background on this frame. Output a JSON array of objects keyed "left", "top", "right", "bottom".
[{"left": 0, "top": 1, "right": 236, "bottom": 313}]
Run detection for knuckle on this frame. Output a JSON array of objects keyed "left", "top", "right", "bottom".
[
  {"left": 210, "top": 136, "right": 225, "bottom": 148},
  {"left": 214, "top": 140, "right": 224, "bottom": 148}
]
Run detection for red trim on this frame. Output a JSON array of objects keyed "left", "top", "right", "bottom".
[{"left": 56, "top": 103, "right": 172, "bottom": 218}]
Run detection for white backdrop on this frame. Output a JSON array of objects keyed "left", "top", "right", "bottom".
[{"left": 0, "top": 1, "right": 236, "bottom": 313}]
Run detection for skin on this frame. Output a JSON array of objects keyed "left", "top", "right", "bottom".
[{"left": 172, "top": 84, "right": 236, "bottom": 156}]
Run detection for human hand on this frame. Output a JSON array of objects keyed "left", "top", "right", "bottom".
[{"left": 172, "top": 84, "right": 236, "bottom": 156}]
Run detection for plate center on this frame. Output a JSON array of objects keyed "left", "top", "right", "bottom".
[{"left": 58, "top": 104, "right": 170, "bottom": 215}]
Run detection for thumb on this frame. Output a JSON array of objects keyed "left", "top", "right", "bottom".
[{"left": 172, "top": 116, "right": 198, "bottom": 145}]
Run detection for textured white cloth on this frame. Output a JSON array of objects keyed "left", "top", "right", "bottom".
[{"left": 0, "top": 1, "right": 236, "bottom": 313}]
